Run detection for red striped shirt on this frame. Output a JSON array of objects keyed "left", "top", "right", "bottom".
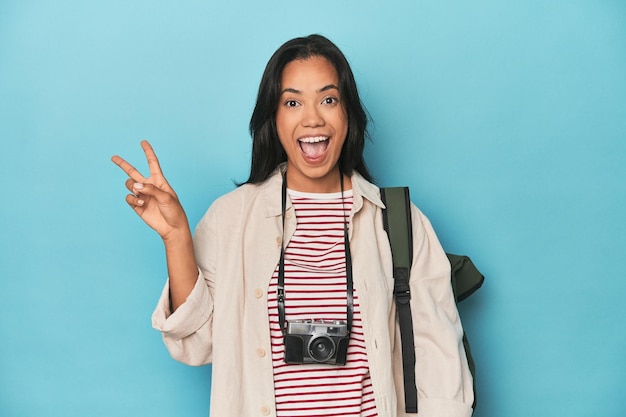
[{"left": 268, "top": 189, "right": 378, "bottom": 417}]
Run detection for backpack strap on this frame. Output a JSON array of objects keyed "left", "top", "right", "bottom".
[
  {"left": 380, "top": 187, "right": 418, "bottom": 414},
  {"left": 382, "top": 187, "right": 485, "bottom": 412}
]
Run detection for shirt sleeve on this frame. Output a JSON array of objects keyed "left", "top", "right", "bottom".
[
  {"left": 408, "top": 204, "right": 474, "bottom": 417},
  {"left": 150, "top": 207, "right": 218, "bottom": 366}
]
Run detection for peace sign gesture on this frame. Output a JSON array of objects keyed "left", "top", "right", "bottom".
[{"left": 112, "top": 140, "right": 190, "bottom": 242}]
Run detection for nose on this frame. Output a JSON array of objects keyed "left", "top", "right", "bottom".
[{"left": 301, "top": 104, "right": 324, "bottom": 128}]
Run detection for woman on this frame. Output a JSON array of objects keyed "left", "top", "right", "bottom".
[{"left": 112, "top": 34, "right": 473, "bottom": 417}]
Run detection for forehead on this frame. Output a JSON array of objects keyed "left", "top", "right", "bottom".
[{"left": 280, "top": 56, "right": 339, "bottom": 89}]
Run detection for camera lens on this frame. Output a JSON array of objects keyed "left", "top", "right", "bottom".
[{"left": 308, "top": 336, "right": 336, "bottom": 362}]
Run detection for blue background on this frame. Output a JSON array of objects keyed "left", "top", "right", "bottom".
[{"left": 1, "top": 1, "right": 625, "bottom": 416}]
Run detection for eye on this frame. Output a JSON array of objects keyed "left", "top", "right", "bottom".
[
  {"left": 322, "top": 96, "right": 339, "bottom": 105},
  {"left": 284, "top": 99, "right": 299, "bottom": 107}
]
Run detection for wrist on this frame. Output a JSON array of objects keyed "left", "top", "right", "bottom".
[{"left": 162, "top": 227, "right": 193, "bottom": 249}]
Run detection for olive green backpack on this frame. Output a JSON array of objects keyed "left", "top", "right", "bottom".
[{"left": 380, "top": 187, "right": 484, "bottom": 414}]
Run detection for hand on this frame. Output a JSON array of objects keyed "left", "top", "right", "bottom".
[{"left": 112, "top": 140, "right": 190, "bottom": 241}]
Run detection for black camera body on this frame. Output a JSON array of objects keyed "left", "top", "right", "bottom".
[{"left": 283, "top": 319, "right": 350, "bottom": 365}]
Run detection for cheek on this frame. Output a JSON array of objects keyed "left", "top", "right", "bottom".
[
  {"left": 275, "top": 111, "right": 292, "bottom": 141},
  {"left": 337, "top": 105, "right": 348, "bottom": 126},
  {"left": 335, "top": 110, "right": 349, "bottom": 139},
  {"left": 275, "top": 117, "right": 294, "bottom": 155}
]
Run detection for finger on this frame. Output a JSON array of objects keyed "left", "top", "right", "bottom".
[
  {"left": 111, "top": 155, "right": 147, "bottom": 183},
  {"left": 125, "top": 193, "right": 147, "bottom": 209},
  {"left": 125, "top": 178, "right": 147, "bottom": 195},
  {"left": 125, "top": 178, "right": 135, "bottom": 193},
  {"left": 128, "top": 179, "right": 179, "bottom": 208},
  {"left": 127, "top": 180, "right": 161, "bottom": 201},
  {"left": 131, "top": 182, "right": 174, "bottom": 205},
  {"left": 140, "top": 140, "right": 165, "bottom": 178}
]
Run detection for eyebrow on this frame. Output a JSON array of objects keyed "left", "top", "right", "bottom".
[{"left": 280, "top": 84, "right": 339, "bottom": 95}]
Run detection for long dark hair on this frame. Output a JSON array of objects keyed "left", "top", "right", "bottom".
[{"left": 243, "top": 34, "right": 373, "bottom": 185}]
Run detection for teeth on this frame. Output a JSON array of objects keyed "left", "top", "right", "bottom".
[{"left": 298, "top": 136, "right": 328, "bottom": 143}]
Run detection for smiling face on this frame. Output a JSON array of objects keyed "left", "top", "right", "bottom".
[{"left": 276, "top": 56, "right": 349, "bottom": 193}]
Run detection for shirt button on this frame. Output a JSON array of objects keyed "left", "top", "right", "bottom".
[
  {"left": 275, "top": 236, "right": 282, "bottom": 246},
  {"left": 260, "top": 405, "right": 270, "bottom": 415},
  {"left": 285, "top": 210, "right": 293, "bottom": 219},
  {"left": 256, "top": 348, "right": 266, "bottom": 357},
  {"left": 254, "top": 288, "right": 264, "bottom": 299}
]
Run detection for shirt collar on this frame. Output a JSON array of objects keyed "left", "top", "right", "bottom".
[{"left": 262, "top": 164, "right": 384, "bottom": 218}]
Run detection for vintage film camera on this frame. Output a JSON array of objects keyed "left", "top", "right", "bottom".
[{"left": 283, "top": 319, "right": 350, "bottom": 365}]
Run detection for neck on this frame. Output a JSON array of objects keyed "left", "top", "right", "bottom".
[{"left": 285, "top": 167, "right": 352, "bottom": 193}]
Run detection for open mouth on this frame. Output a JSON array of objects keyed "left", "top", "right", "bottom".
[{"left": 298, "top": 136, "right": 330, "bottom": 160}]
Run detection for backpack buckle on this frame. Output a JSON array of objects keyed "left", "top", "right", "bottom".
[{"left": 393, "top": 267, "right": 411, "bottom": 304}]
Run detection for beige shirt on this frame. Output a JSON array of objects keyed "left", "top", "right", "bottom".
[{"left": 152, "top": 167, "right": 474, "bottom": 417}]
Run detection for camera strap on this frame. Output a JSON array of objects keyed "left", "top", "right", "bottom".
[{"left": 278, "top": 171, "right": 354, "bottom": 334}]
